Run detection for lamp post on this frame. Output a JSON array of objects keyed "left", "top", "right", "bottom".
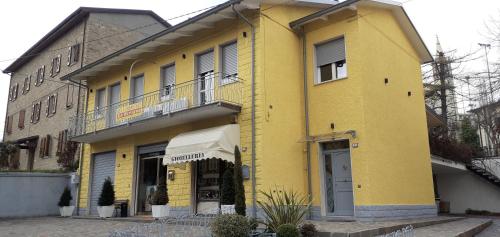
[{"left": 478, "top": 43, "right": 494, "bottom": 103}]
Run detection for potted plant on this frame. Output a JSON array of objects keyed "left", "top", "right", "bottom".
[
  {"left": 220, "top": 167, "right": 235, "bottom": 214},
  {"left": 58, "top": 187, "right": 74, "bottom": 217},
  {"left": 210, "top": 214, "right": 251, "bottom": 237},
  {"left": 97, "top": 177, "right": 115, "bottom": 218},
  {"left": 234, "top": 146, "right": 246, "bottom": 216},
  {"left": 150, "top": 175, "right": 169, "bottom": 218}
]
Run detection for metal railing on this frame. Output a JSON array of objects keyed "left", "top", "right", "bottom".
[{"left": 69, "top": 73, "right": 243, "bottom": 138}]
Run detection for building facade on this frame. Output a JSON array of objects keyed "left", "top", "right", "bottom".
[
  {"left": 64, "top": 0, "right": 436, "bottom": 220},
  {"left": 3, "top": 7, "right": 169, "bottom": 171}
]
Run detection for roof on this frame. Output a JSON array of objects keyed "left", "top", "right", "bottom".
[
  {"left": 62, "top": 0, "right": 246, "bottom": 81},
  {"left": 289, "top": 0, "right": 433, "bottom": 64},
  {"left": 4, "top": 7, "right": 171, "bottom": 73}
]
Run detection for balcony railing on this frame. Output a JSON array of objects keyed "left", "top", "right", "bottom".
[{"left": 69, "top": 73, "right": 242, "bottom": 139}]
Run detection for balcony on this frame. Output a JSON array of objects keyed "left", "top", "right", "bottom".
[{"left": 69, "top": 73, "right": 243, "bottom": 143}]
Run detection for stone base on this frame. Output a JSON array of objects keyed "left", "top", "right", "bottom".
[{"left": 354, "top": 205, "right": 437, "bottom": 221}]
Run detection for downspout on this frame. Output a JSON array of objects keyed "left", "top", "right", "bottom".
[
  {"left": 301, "top": 28, "right": 313, "bottom": 218},
  {"left": 232, "top": 4, "right": 257, "bottom": 218}
]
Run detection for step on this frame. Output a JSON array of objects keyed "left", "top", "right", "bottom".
[
  {"left": 412, "top": 218, "right": 492, "bottom": 237},
  {"left": 312, "top": 216, "right": 463, "bottom": 237}
]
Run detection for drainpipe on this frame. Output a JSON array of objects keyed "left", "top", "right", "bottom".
[
  {"left": 300, "top": 28, "right": 313, "bottom": 218},
  {"left": 232, "top": 4, "right": 257, "bottom": 218}
]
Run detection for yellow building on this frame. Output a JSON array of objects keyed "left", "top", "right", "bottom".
[{"left": 63, "top": 0, "right": 435, "bottom": 220}]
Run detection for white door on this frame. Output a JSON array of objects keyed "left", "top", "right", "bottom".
[
  {"left": 324, "top": 149, "right": 354, "bottom": 216},
  {"left": 90, "top": 152, "right": 116, "bottom": 215},
  {"left": 197, "top": 51, "right": 214, "bottom": 105}
]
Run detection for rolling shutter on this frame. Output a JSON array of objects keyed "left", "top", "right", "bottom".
[
  {"left": 90, "top": 152, "right": 116, "bottom": 215},
  {"left": 197, "top": 51, "right": 214, "bottom": 74},
  {"left": 316, "top": 37, "right": 346, "bottom": 66},
  {"left": 222, "top": 43, "right": 238, "bottom": 77},
  {"left": 18, "top": 110, "right": 25, "bottom": 129}
]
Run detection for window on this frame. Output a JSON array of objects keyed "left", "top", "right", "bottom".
[
  {"left": 130, "top": 75, "right": 144, "bottom": 103},
  {"left": 221, "top": 42, "right": 238, "bottom": 84},
  {"left": 39, "top": 134, "right": 51, "bottom": 158},
  {"left": 23, "top": 76, "right": 31, "bottom": 94},
  {"left": 315, "top": 37, "right": 347, "bottom": 83},
  {"left": 66, "top": 84, "right": 74, "bottom": 109},
  {"left": 95, "top": 88, "right": 106, "bottom": 118},
  {"left": 9, "top": 84, "right": 18, "bottom": 101},
  {"left": 161, "top": 65, "right": 175, "bottom": 99},
  {"left": 46, "top": 94, "right": 57, "bottom": 117},
  {"left": 56, "top": 129, "right": 68, "bottom": 156},
  {"left": 36, "top": 66, "right": 45, "bottom": 85},
  {"left": 67, "top": 44, "right": 80, "bottom": 66},
  {"left": 31, "top": 101, "right": 42, "bottom": 123},
  {"left": 5, "top": 115, "right": 13, "bottom": 134},
  {"left": 50, "top": 55, "right": 61, "bottom": 77},
  {"left": 18, "top": 110, "right": 25, "bottom": 129}
]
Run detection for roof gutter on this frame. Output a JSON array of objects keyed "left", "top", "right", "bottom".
[{"left": 231, "top": 3, "right": 257, "bottom": 218}]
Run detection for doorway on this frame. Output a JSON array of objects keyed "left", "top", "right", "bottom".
[
  {"left": 194, "top": 159, "right": 230, "bottom": 214},
  {"left": 136, "top": 143, "right": 167, "bottom": 215},
  {"left": 322, "top": 140, "right": 354, "bottom": 216}
]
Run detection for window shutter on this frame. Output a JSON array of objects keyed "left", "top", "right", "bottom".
[
  {"left": 67, "top": 47, "right": 72, "bottom": 66},
  {"left": 44, "top": 135, "right": 51, "bottom": 157},
  {"left": 197, "top": 51, "right": 214, "bottom": 74},
  {"left": 6, "top": 116, "right": 13, "bottom": 134},
  {"left": 28, "top": 75, "right": 31, "bottom": 91},
  {"left": 40, "top": 66, "right": 45, "bottom": 83},
  {"left": 18, "top": 110, "right": 25, "bottom": 129},
  {"left": 66, "top": 84, "right": 74, "bottom": 108},
  {"left": 56, "top": 55, "right": 61, "bottom": 73},
  {"left": 52, "top": 94, "right": 57, "bottom": 114},
  {"left": 316, "top": 37, "right": 346, "bottom": 66},
  {"left": 56, "top": 131, "right": 63, "bottom": 156},
  {"left": 73, "top": 44, "right": 80, "bottom": 63},
  {"left": 222, "top": 42, "right": 238, "bottom": 77},
  {"left": 39, "top": 137, "right": 46, "bottom": 157},
  {"left": 46, "top": 96, "right": 50, "bottom": 117}
]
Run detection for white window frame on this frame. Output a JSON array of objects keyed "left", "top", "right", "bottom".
[
  {"left": 95, "top": 88, "right": 106, "bottom": 119},
  {"left": 130, "top": 74, "right": 145, "bottom": 103},
  {"left": 46, "top": 93, "right": 58, "bottom": 117},
  {"left": 314, "top": 36, "right": 348, "bottom": 85},
  {"left": 160, "top": 64, "right": 175, "bottom": 101}
]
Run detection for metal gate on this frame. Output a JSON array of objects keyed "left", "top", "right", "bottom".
[{"left": 90, "top": 151, "right": 116, "bottom": 215}]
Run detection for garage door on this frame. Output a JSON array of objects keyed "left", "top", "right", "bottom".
[{"left": 90, "top": 152, "right": 116, "bottom": 215}]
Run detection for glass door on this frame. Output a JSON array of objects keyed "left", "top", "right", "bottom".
[
  {"left": 195, "top": 159, "right": 229, "bottom": 214},
  {"left": 136, "top": 143, "right": 167, "bottom": 215}
]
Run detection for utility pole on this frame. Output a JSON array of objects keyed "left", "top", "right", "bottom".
[{"left": 479, "top": 43, "right": 494, "bottom": 103}]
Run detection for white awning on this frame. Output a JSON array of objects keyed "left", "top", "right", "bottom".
[{"left": 163, "top": 124, "right": 240, "bottom": 165}]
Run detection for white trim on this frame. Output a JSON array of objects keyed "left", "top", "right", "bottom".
[{"left": 313, "top": 35, "right": 348, "bottom": 85}]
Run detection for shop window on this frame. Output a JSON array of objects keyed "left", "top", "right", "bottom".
[
  {"left": 31, "top": 101, "right": 42, "bottom": 123},
  {"left": 46, "top": 93, "right": 58, "bottom": 117},
  {"left": 220, "top": 41, "right": 238, "bottom": 84},
  {"left": 50, "top": 55, "right": 61, "bottom": 77},
  {"left": 67, "top": 44, "right": 80, "bottom": 66},
  {"left": 161, "top": 64, "right": 175, "bottom": 99},
  {"left": 23, "top": 76, "right": 31, "bottom": 94},
  {"left": 36, "top": 66, "right": 45, "bottom": 86},
  {"left": 315, "top": 37, "right": 347, "bottom": 83},
  {"left": 18, "top": 109, "right": 25, "bottom": 129}
]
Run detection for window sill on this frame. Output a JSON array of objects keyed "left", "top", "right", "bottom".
[{"left": 314, "top": 76, "right": 348, "bottom": 86}]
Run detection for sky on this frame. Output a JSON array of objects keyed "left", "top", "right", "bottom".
[{"left": 1, "top": 0, "right": 500, "bottom": 136}]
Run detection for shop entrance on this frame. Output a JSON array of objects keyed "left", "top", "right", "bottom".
[
  {"left": 136, "top": 143, "right": 167, "bottom": 215},
  {"left": 194, "top": 159, "right": 230, "bottom": 214}
]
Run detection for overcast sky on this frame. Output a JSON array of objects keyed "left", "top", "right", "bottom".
[{"left": 1, "top": 0, "right": 500, "bottom": 136}]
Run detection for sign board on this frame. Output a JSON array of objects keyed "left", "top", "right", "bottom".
[{"left": 116, "top": 103, "right": 143, "bottom": 122}]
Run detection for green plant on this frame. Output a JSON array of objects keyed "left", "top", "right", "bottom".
[
  {"left": 150, "top": 175, "right": 169, "bottom": 205},
  {"left": 234, "top": 146, "right": 246, "bottom": 216},
  {"left": 58, "top": 187, "right": 72, "bottom": 207},
  {"left": 98, "top": 177, "right": 115, "bottom": 206},
  {"left": 0, "top": 142, "right": 19, "bottom": 170},
  {"left": 57, "top": 141, "right": 79, "bottom": 172},
  {"left": 248, "top": 217, "right": 259, "bottom": 231},
  {"left": 210, "top": 214, "right": 251, "bottom": 237},
  {"left": 277, "top": 224, "right": 299, "bottom": 237},
  {"left": 221, "top": 167, "right": 235, "bottom": 205},
  {"left": 299, "top": 223, "right": 318, "bottom": 237},
  {"left": 257, "top": 188, "right": 310, "bottom": 233}
]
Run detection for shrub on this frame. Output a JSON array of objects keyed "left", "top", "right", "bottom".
[
  {"left": 56, "top": 141, "right": 79, "bottom": 172},
  {"left": 150, "top": 175, "right": 169, "bottom": 205},
  {"left": 248, "top": 217, "right": 259, "bottom": 231},
  {"left": 299, "top": 223, "right": 318, "bottom": 237},
  {"left": 257, "top": 188, "right": 310, "bottom": 233},
  {"left": 210, "top": 214, "right": 251, "bottom": 237},
  {"left": 58, "top": 187, "right": 72, "bottom": 207},
  {"left": 98, "top": 177, "right": 115, "bottom": 206},
  {"left": 0, "top": 142, "right": 19, "bottom": 170},
  {"left": 277, "top": 224, "right": 299, "bottom": 237},
  {"left": 221, "top": 167, "right": 235, "bottom": 205},
  {"left": 234, "top": 146, "right": 246, "bottom": 216}
]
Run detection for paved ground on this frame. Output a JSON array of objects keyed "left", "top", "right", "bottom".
[
  {"left": 413, "top": 218, "right": 491, "bottom": 237},
  {"left": 0, "top": 217, "right": 137, "bottom": 237},
  {"left": 476, "top": 216, "right": 500, "bottom": 237}
]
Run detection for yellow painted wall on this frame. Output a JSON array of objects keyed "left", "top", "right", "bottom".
[{"left": 303, "top": 6, "right": 434, "bottom": 208}]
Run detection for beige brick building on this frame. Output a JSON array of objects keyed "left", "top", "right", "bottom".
[{"left": 3, "top": 7, "right": 169, "bottom": 171}]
